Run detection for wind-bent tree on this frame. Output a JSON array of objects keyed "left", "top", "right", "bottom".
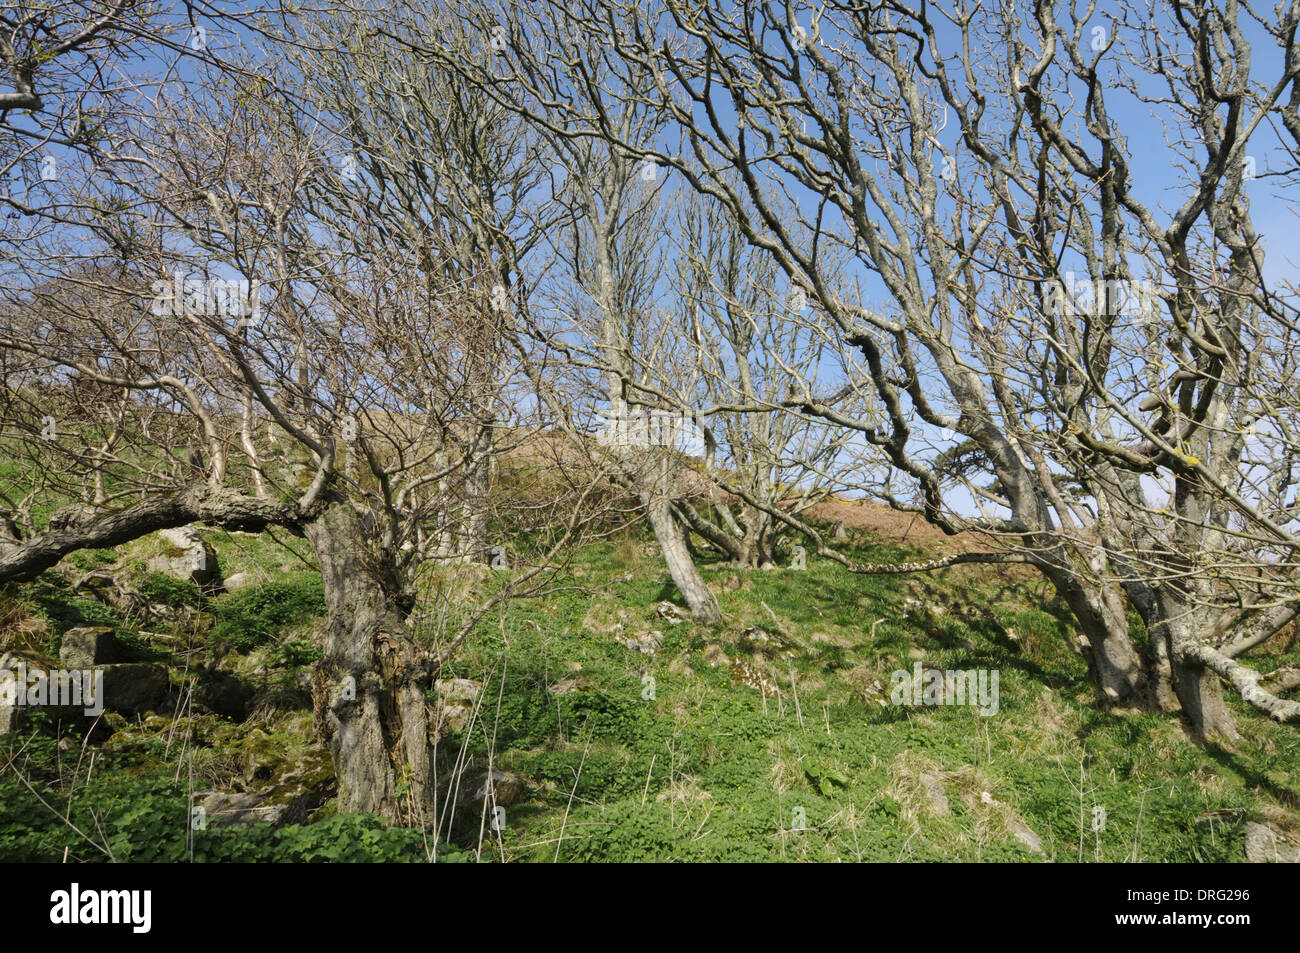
[
  {"left": 416, "top": 9, "right": 729, "bottom": 620},
  {"left": 452, "top": 0, "right": 1299, "bottom": 740},
  {"left": 0, "top": 16, "right": 608, "bottom": 823},
  {"left": 666, "top": 189, "right": 882, "bottom": 569},
  {"left": 277, "top": 2, "right": 568, "bottom": 565}
]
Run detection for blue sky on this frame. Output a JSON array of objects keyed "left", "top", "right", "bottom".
[{"left": 8, "top": 1, "right": 1295, "bottom": 525}]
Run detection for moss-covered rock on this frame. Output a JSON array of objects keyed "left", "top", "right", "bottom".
[{"left": 199, "top": 746, "right": 336, "bottom": 829}]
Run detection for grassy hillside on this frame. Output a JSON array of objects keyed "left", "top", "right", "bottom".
[{"left": 2, "top": 520, "right": 1297, "bottom": 862}]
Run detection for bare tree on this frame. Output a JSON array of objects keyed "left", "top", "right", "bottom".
[
  {"left": 448, "top": 0, "right": 1300, "bottom": 739},
  {"left": 666, "top": 187, "right": 881, "bottom": 569},
  {"left": 276, "top": 2, "right": 567, "bottom": 564},
  {"left": 0, "top": 21, "right": 610, "bottom": 822},
  {"left": 414, "top": 8, "right": 731, "bottom": 620}
]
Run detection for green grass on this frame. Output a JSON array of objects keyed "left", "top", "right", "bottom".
[
  {"left": 419, "top": 535, "right": 1298, "bottom": 862},
  {"left": 0, "top": 524, "right": 1296, "bottom": 862}
]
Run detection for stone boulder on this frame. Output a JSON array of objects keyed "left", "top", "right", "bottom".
[
  {"left": 197, "top": 791, "right": 296, "bottom": 829},
  {"left": 74, "top": 571, "right": 149, "bottom": 617},
  {"left": 462, "top": 768, "right": 525, "bottom": 809},
  {"left": 1245, "top": 822, "right": 1300, "bottom": 863},
  {"left": 222, "top": 571, "right": 255, "bottom": 591},
  {"left": 433, "top": 678, "right": 482, "bottom": 739},
  {"left": 437, "top": 678, "right": 482, "bottom": 704},
  {"left": 0, "top": 653, "right": 92, "bottom": 733},
  {"left": 197, "top": 747, "right": 335, "bottom": 829},
  {"left": 99, "top": 664, "right": 169, "bottom": 714},
  {"left": 239, "top": 728, "right": 281, "bottom": 784},
  {"left": 147, "top": 526, "right": 222, "bottom": 593},
  {"left": 1, "top": 652, "right": 167, "bottom": 722},
  {"left": 58, "top": 626, "right": 118, "bottom": 670}
]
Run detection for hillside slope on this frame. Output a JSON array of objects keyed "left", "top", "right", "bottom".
[{"left": 1, "top": 511, "right": 1297, "bottom": 862}]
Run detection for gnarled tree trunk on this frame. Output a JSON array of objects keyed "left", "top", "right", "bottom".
[
  {"left": 1048, "top": 570, "right": 1146, "bottom": 704},
  {"left": 644, "top": 486, "right": 721, "bottom": 623},
  {"left": 305, "top": 495, "right": 435, "bottom": 824},
  {"left": 1158, "top": 599, "right": 1241, "bottom": 745}
]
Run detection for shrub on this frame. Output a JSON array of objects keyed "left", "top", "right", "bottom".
[
  {"left": 267, "top": 638, "right": 323, "bottom": 668},
  {"left": 210, "top": 578, "right": 326, "bottom": 653},
  {"left": 138, "top": 572, "right": 203, "bottom": 609}
]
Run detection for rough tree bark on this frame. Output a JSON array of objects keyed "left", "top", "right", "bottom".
[
  {"left": 304, "top": 494, "right": 436, "bottom": 824},
  {"left": 1048, "top": 569, "right": 1147, "bottom": 704},
  {"left": 1161, "top": 609, "right": 1242, "bottom": 745},
  {"left": 0, "top": 487, "right": 298, "bottom": 583},
  {"left": 642, "top": 478, "right": 721, "bottom": 623}
]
